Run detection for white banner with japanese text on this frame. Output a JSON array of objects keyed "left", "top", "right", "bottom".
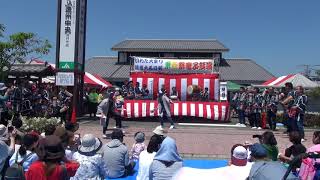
[{"left": 133, "top": 57, "right": 214, "bottom": 72}]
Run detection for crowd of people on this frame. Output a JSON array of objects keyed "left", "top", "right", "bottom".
[
  {"left": 232, "top": 82, "right": 307, "bottom": 141},
  {"left": 0, "top": 81, "right": 74, "bottom": 125},
  {"left": 1, "top": 118, "right": 320, "bottom": 180}
]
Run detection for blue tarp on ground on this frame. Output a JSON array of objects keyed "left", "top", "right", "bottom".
[{"left": 106, "top": 159, "right": 228, "bottom": 180}]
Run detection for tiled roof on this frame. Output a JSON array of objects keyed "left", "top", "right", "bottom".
[
  {"left": 9, "top": 64, "right": 55, "bottom": 76},
  {"left": 111, "top": 39, "right": 229, "bottom": 52},
  {"left": 85, "top": 56, "right": 119, "bottom": 78},
  {"left": 85, "top": 57, "right": 274, "bottom": 84},
  {"left": 220, "top": 59, "right": 275, "bottom": 84}
]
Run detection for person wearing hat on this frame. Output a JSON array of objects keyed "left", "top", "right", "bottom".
[
  {"left": 0, "top": 125, "right": 16, "bottom": 179},
  {"left": 248, "top": 143, "right": 298, "bottom": 180},
  {"left": 172, "top": 144, "right": 253, "bottom": 180},
  {"left": 25, "top": 135, "right": 79, "bottom": 180},
  {"left": 102, "top": 129, "right": 134, "bottom": 178},
  {"left": 71, "top": 134, "right": 106, "bottom": 180}
]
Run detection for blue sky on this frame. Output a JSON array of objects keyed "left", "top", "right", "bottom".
[{"left": 1, "top": 0, "right": 320, "bottom": 76}]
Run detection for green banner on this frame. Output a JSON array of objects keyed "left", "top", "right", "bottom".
[{"left": 59, "top": 62, "right": 75, "bottom": 69}]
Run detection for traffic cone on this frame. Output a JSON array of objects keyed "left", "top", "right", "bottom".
[{"left": 71, "top": 106, "right": 77, "bottom": 123}]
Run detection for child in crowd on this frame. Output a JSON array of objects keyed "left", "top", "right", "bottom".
[{"left": 130, "top": 132, "right": 146, "bottom": 162}]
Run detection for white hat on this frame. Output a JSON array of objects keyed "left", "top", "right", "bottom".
[
  {"left": 153, "top": 126, "right": 164, "bottom": 136},
  {"left": 231, "top": 145, "right": 248, "bottom": 166},
  {"left": 78, "top": 134, "right": 102, "bottom": 154},
  {"left": 0, "top": 124, "right": 9, "bottom": 141}
]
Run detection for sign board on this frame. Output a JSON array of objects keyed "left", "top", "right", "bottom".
[
  {"left": 57, "top": 0, "right": 86, "bottom": 70},
  {"left": 58, "top": 0, "right": 77, "bottom": 70},
  {"left": 133, "top": 57, "right": 214, "bottom": 72},
  {"left": 220, "top": 82, "right": 228, "bottom": 101},
  {"left": 56, "top": 72, "right": 75, "bottom": 86}
]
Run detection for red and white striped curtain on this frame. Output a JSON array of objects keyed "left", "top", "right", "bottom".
[{"left": 130, "top": 72, "right": 220, "bottom": 101}]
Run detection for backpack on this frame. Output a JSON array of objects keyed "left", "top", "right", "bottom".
[{"left": 4, "top": 152, "right": 34, "bottom": 180}]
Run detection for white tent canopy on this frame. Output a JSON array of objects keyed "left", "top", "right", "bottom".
[{"left": 256, "top": 73, "right": 319, "bottom": 88}]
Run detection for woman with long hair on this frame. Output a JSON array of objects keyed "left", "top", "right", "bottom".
[{"left": 9, "top": 133, "right": 39, "bottom": 172}]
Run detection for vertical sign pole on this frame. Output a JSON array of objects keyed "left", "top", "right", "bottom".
[{"left": 55, "top": 0, "right": 62, "bottom": 96}]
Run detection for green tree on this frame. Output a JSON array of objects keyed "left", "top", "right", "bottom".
[{"left": 0, "top": 23, "right": 52, "bottom": 80}]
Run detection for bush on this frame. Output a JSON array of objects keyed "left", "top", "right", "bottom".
[
  {"left": 276, "top": 112, "right": 320, "bottom": 128},
  {"left": 20, "top": 116, "right": 61, "bottom": 133}
]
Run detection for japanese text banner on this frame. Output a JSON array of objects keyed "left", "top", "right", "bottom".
[{"left": 133, "top": 57, "right": 214, "bottom": 72}]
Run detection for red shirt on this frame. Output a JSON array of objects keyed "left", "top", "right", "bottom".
[{"left": 25, "top": 161, "right": 79, "bottom": 180}]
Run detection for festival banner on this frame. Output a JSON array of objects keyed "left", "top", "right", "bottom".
[{"left": 133, "top": 57, "right": 214, "bottom": 72}]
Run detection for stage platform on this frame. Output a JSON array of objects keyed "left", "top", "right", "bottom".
[{"left": 121, "top": 100, "right": 230, "bottom": 122}]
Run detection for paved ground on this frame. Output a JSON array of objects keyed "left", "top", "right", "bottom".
[{"left": 77, "top": 117, "right": 314, "bottom": 159}]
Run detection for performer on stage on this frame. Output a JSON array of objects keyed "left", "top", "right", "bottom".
[
  {"left": 292, "top": 86, "right": 307, "bottom": 141},
  {"left": 157, "top": 87, "right": 175, "bottom": 129},
  {"left": 233, "top": 87, "right": 247, "bottom": 127},
  {"left": 248, "top": 87, "right": 263, "bottom": 129},
  {"left": 263, "top": 87, "right": 279, "bottom": 131},
  {"left": 280, "top": 82, "right": 296, "bottom": 133},
  {"left": 97, "top": 90, "right": 124, "bottom": 138}
]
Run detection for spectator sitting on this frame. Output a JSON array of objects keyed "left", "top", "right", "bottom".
[
  {"left": 53, "top": 126, "right": 76, "bottom": 160},
  {"left": 299, "top": 131, "right": 320, "bottom": 179},
  {"left": 279, "top": 131, "right": 306, "bottom": 171},
  {"left": 130, "top": 132, "right": 146, "bottom": 162},
  {"left": 149, "top": 137, "right": 183, "bottom": 180},
  {"left": 126, "top": 81, "right": 135, "bottom": 100},
  {"left": 261, "top": 131, "right": 279, "bottom": 161},
  {"left": 43, "top": 124, "right": 57, "bottom": 137},
  {"left": 137, "top": 134, "right": 163, "bottom": 180},
  {"left": 135, "top": 82, "right": 142, "bottom": 98},
  {"left": 9, "top": 133, "right": 39, "bottom": 172},
  {"left": 25, "top": 135, "right": 79, "bottom": 180},
  {"left": 71, "top": 134, "right": 106, "bottom": 180},
  {"left": 170, "top": 87, "right": 178, "bottom": 100},
  {"left": 152, "top": 126, "right": 166, "bottom": 141},
  {"left": 102, "top": 129, "right": 135, "bottom": 179},
  {"left": 248, "top": 143, "right": 298, "bottom": 180},
  {"left": 172, "top": 144, "right": 253, "bottom": 180},
  {"left": 141, "top": 84, "right": 150, "bottom": 99},
  {"left": 0, "top": 125, "right": 16, "bottom": 180}
]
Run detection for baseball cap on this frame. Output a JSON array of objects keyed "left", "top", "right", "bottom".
[
  {"left": 231, "top": 145, "right": 248, "bottom": 166},
  {"left": 250, "top": 143, "right": 268, "bottom": 158}
]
